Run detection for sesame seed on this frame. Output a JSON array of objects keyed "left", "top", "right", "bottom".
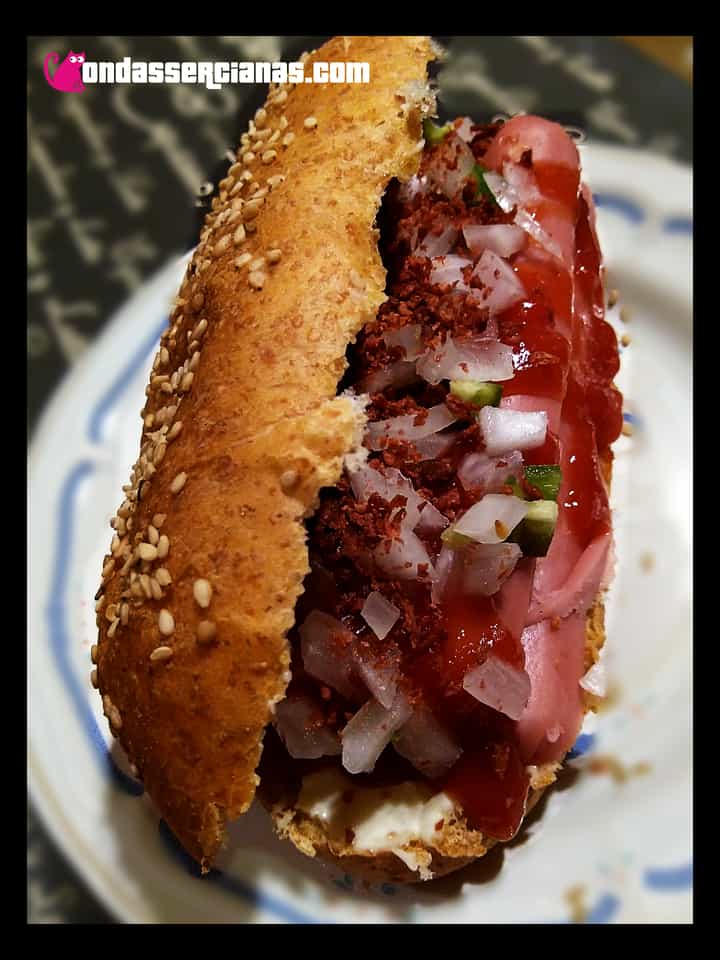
[
  {"left": 160, "top": 347, "right": 170, "bottom": 366},
  {"left": 144, "top": 462, "right": 157, "bottom": 479},
  {"left": 249, "top": 187, "right": 269, "bottom": 201},
  {"left": 160, "top": 382, "right": 173, "bottom": 395},
  {"left": 255, "top": 107, "right": 267, "bottom": 126},
  {"left": 622, "top": 422, "right": 634, "bottom": 437},
  {"left": 105, "top": 603, "right": 118, "bottom": 622},
  {"left": 243, "top": 198, "right": 264, "bottom": 220},
  {"left": 130, "top": 580, "right": 143, "bottom": 598},
  {"left": 107, "top": 618, "right": 119, "bottom": 638},
  {"left": 279, "top": 113, "right": 288, "bottom": 128},
  {"left": 150, "top": 578, "right": 163, "bottom": 600},
  {"left": 102, "top": 695, "right": 112, "bottom": 715},
  {"left": 245, "top": 222, "right": 257, "bottom": 234},
  {"left": 233, "top": 224, "right": 246, "bottom": 245},
  {"left": 188, "top": 340, "right": 200, "bottom": 355},
  {"left": 148, "top": 524, "right": 159, "bottom": 546},
  {"left": 155, "top": 567, "right": 172, "bottom": 587},
  {"left": 192, "top": 292, "right": 205, "bottom": 311},
  {"left": 228, "top": 162, "right": 243, "bottom": 177},
  {"left": 304, "top": 116, "right": 318, "bottom": 130},
  {"left": 170, "top": 472, "right": 187, "bottom": 495},
  {"left": 91, "top": 644, "right": 98, "bottom": 663},
  {"left": 193, "top": 318, "right": 208, "bottom": 340},
  {"left": 608, "top": 289, "right": 619, "bottom": 309},
  {"left": 157, "top": 535, "right": 170, "bottom": 559},
  {"left": 249, "top": 271, "right": 266, "bottom": 290},
  {"left": 144, "top": 413, "right": 155, "bottom": 429},
  {"left": 280, "top": 469, "right": 298, "bottom": 490},
  {"left": 153, "top": 442, "right": 167, "bottom": 466},
  {"left": 170, "top": 369, "right": 181, "bottom": 390},
  {"left": 253, "top": 127, "right": 272, "bottom": 142},
  {"left": 276, "top": 91, "right": 288, "bottom": 106},
  {"left": 261, "top": 149, "right": 277, "bottom": 164},
  {"left": 197, "top": 620, "right": 217, "bottom": 643},
  {"left": 95, "top": 595, "right": 106, "bottom": 612},
  {"left": 152, "top": 374, "right": 170, "bottom": 385},
  {"left": 267, "top": 130, "right": 280, "bottom": 146},
  {"left": 235, "top": 253, "right": 252, "bottom": 269},
  {"left": 494, "top": 520, "right": 509, "bottom": 539},
  {"left": 120, "top": 553, "right": 136, "bottom": 577},
  {"left": 120, "top": 603, "right": 129, "bottom": 625},
  {"left": 267, "top": 174, "right": 286, "bottom": 189},
  {"left": 242, "top": 152, "right": 256, "bottom": 165},
  {"left": 620, "top": 306, "right": 632, "bottom": 323},
  {"left": 230, "top": 180, "right": 244, "bottom": 197},
  {"left": 214, "top": 234, "right": 231, "bottom": 256},
  {"left": 193, "top": 578, "right": 213, "bottom": 609},
  {"left": 139, "top": 574, "right": 153, "bottom": 599},
  {"left": 282, "top": 132, "right": 295, "bottom": 147},
  {"left": 249, "top": 256, "right": 266, "bottom": 271},
  {"left": 150, "top": 645, "right": 174, "bottom": 662},
  {"left": 158, "top": 609, "right": 175, "bottom": 636},
  {"left": 102, "top": 558, "right": 115, "bottom": 579},
  {"left": 90, "top": 669, "right": 98, "bottom": 689},
  {"left": 241, "top": 170, "right": 254, "bottom": 182},
  {"left": 168, "top": 420, "right": 183, "bottom": 440},
  {"left": 267, "top": 249, "right": 282, "bottom": 265},
  {"left": 189, "top": 352, "right": 201, "bottom": 372},
  {"left": 180, "top": 372, "right": 194, "bottom": 393},
  {"left": 153, "top": 513, "right": 166, "bottom": 528},
  {"left": 620, "top": 334, "right": 631, "bottom": 347}
]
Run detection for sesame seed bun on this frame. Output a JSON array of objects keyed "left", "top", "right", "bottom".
[{"left": 94, "top": 35, "right": 438, "bottom": 872}]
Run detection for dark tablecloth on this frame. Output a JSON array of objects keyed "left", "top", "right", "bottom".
[{"left": 27, "top": 34, "right": 691, "bottom": 923}]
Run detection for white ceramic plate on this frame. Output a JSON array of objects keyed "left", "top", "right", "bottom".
[{"left": 28, "top": 143, "right": 692, "bottom": 923}]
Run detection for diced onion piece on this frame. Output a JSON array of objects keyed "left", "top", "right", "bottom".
[
  {"left": 416, "top": 226, "right": 458, "bottom": 259},
  {"left": 360, "top": 360, "right": 419, "bottom": 395},
  {"left": 353, "top": 642, "right": 401, "bottom": 710},
  {"left": 341, "top": 694, "right": 412, "bottom": 775},
  {"left": 416, "top": 335, "right": 515, "bottom": 385},
  {"left": 366, "top": 404, "right": 457, "bottom": 450},
  {"left": 348, "top": 465, "right": 447, "bottom": 534},
  {"left": 393, "top": 707, "right": 463, "bottom": 778},
  {"left": 458, "top": 450, "right": 524, "bottom": 493},
  {"left": 470, "top": 249, "right": 526, "bottom": 315},
  {"left": 412, "top": 433, "right": 457, "bottom": 461},
  {"left": 455, "top": 117, "right": 474, "bottom": 143},
  {"left": 374, "top": 530, "right": 436, "bottom": 581},
  {"left": 502, "top": 161, "right": 541, "bottom": 205},
  {"left": 426, "top": 132, "right": 476, "bottom": 198},
  {"left": 483, "top": 170, "right": 519, "bottom": 213},
  {"left": 429, "top": 254, "right": 472, "bottom": 290},
  {"left": 460, "top": 542, "right": 522, "bottom": 597},
  {"left": 453, "top": 493, "right": 529, "bottom": 544},
  {"left": 398, "top": 174, "right": 428, "bottom": 203},
  {"left": 463, "top": 656, "right": 531, "bottom": 720},
  {"left": 479, "top": 406, "right": 548, "bottom": 456},
  {"left": 463, "top": 224, "right": 526, "bottom": 260},
  {"left": 415, "top": 500, "right": 450, "bottom": 536},
  {"left": 274, "top": 695, "right": 342, "bottom": 760},
  {"left": 382, "top": 324, "right": 424, "bottom": 360},
  {"left": 579, "top": 661, "right": 606, "bottom": 698},
  {"left": 299, "top": 611, "right": 364, "bottom": 702},
  {"left": 514, "top": 208, "right": 564, "bottom": 262},
  {"left": 361, "top": 591, "right": 400, "bottom": 641}
]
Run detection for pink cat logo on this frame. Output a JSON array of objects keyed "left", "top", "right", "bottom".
[{"left": 44, "top": 50, "right": 86, "bottom": 93}]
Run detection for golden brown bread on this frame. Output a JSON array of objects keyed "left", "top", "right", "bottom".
[{"left": 94, "top": 36, "right": 438, "bottom": 872}]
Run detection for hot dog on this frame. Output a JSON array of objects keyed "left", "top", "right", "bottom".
[{"left": 94, "top": 35, "right": 622, "bottom": 883}]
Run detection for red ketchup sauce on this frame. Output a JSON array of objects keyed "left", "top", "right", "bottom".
[{"left": 282, "top": 120, "right": 622, "bottom": 843}]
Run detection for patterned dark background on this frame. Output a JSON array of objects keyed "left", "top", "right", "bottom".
[{"left": 27, "top": 35, "right": 692, "bottom": 923}]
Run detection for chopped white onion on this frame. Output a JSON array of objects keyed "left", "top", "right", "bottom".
[
  {"left": 361, "top": 591, "right": 400, "bottom": 641},
  {"left": 479, "top": 406, "right": 548, "bottom": 456},
  {"left": 414, "top": 500, "right": 450, "bottom": 536},
  {"left": 470, "top": 249, "right": 526, "bottom": 315},
  {"left": 579, "top": 661, "right": 606, "bottom": 698},
  {"left": 393, "top": 707, "right": 462, "bottom": 778},
  {"left": 484, "top": 164, "right": 562, "bottom": 262},
  {"left": 299, "top": 611, "right": 364, "bottom": 702},
  {"left": 483, "top": 170, "right": 520, "bottom": 213},
  {"left": 412, "top": 432, "right": 457, "bottom": 461},
  {"left": 463, "top": 655, "right": 531, "bottom": 720},
  {"left": 274, "top": 695, "right": 342, "bottom": 759},
  {"left": 513, "top": 208, "right": 564, "bottom": 262},
  {"left": 453, "top": 493, "right": 529, "bottom": 544},
  {"left": 360, "top": 360, "right": 419, "bottom": 395},
  {"left": 381, "top": 324, "right": 424, "bottom": 360},
  {"left": 457, "top": 450, "right": 524, "bottom": 493},
  {"left": 455, "top": 117, "right": 474, "bottom": 143},
  {"left": 341, "top": 694, "right": 412, "bottom": 775},
  {"left": 349, "top": 465, "right": 447, "bottom": 534},
  {"left": 502, "top": 161, "right": 541, "bottom": 205},
  {"left": 416, "top": 226, "right": 458, "bottom": 259},
  {"left": 463, "top": 223, "right": 526, "bottom": 260},
  {"left": 429, "top": 254, "right": 472, "bottom": 290},
  {"left": 374, "top": 530, "right": 436, "bottom": 581},
  {"left": 366, "top": 404, "right": 457, "bottom": 449},
  {"left": 416, "top": 335, "right": 515, "bottom": 385},
  {"left": 398, "top": 174, "right": 428, "bottom": 203},
  {"left": 352, "top": 641, "right": 401, "bottom": 709},
  {"left": 459, "top": 542, "right": 523, "bottom": 596},
  {"left": 426, "top": 132, "right": 476, "bottom": 198}
]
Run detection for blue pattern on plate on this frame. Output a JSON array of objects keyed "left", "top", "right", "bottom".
[
  {"left": 593, "top": 194, "right": 645, "bottom": 224},
  {"left": 584, "top": 893, "right": 621, "bottom": 923},
  {"left": 661, "top": 217, "right": 693, "bottom": 235},
  {"left": 567, "top": 732, "right": 596, "bottom": 760},
  {"left": 644, "top": 862, "right": 693, "bottom": 891}
]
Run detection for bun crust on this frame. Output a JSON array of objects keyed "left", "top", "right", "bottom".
[{"left": 94, "top": 36, "right": 437, "bottom": 870}]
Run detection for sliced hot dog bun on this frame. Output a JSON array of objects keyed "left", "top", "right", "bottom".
[
  {"left": 94, "top": 35, "right": 438, "bottom": 871},
  {"left": 261, "top": 598, "right": 607, "bottom": 884}
]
